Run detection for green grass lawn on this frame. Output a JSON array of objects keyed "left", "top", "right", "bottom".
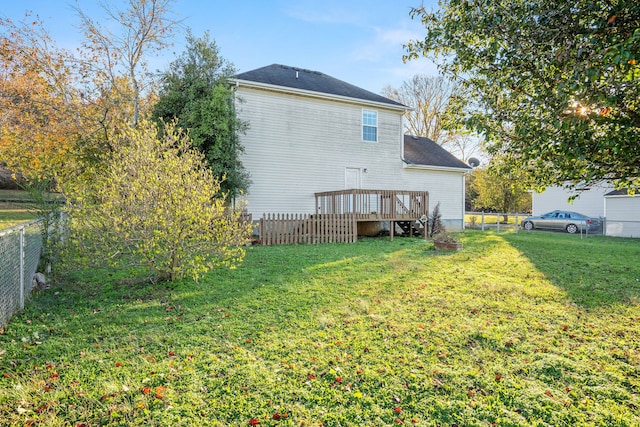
[
  {"left": 0, "top": 189, "right": 64, "bottom": 230},
  {"left": 0, "top": 189, "right": 34, "bottom": 201},
  {"left": 0, "top": 231, "right": 638, "bottom": 426},
  {"left": 465, "top": 213, "right": 528, "bottom": 226},
  {"left": 0, "top": 189, "right": 39, "bottom": 230},
  {"left": 0, "top": 202, "right": 38, "bottom": 230}
]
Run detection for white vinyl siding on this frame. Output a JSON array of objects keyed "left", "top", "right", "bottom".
[
  {"left": 605, "top": 196, "right": 640, "bottom": 238},
  {"left": 399, "top": 167, "right": 467, "bottom": 231},
  {"left": 234, "top": 85, "right": 467, "bottom": 230},
  {"left": 235, "top": 87, "right": 401, "bottom": 215},
  {"left": 532, "top": 184, "right": 612, "bottom": 218}
]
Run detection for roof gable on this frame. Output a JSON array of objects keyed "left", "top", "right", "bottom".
[
  {"left": 605, "top": 188, "right": 633, "bottom": 196},
  {"left": 403, "top": 135, "right": 471, "bottom": 171},
  {"left": 234, "top": 64, "right": 406, "bottom": 108}
]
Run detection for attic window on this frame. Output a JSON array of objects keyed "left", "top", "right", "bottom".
[{"left": 362, "top": 110, "right": 377, "bottom": 142}]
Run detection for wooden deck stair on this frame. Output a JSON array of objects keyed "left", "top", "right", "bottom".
[{"left": 396, "top": 220, "right": 426, "bottom": 237}]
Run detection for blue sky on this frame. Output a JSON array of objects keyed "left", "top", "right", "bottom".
[{"left": 2, "top": 0, "right": 439, "bottom": 94}]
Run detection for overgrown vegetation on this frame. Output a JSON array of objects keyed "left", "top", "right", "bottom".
[
  {"left": 64, "top": 120, "right": 252, "bottom": 282},
  {"left": 467, "top": 166, "right": 532, "bottom": 217},
  {"left": 1, "top": 3, "right": 249, "bottom": 282},
  {"left": 1, "top": 231, "right": 637, "bottom": 426}
]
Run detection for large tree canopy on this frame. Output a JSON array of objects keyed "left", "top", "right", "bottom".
[
  {"left": 152, "top": 30, "right": 250, "bottom": 198},
  {"left": 405, "top": 1, "right": 640, "bottom": 191},
  {"left": 0, "top": 0, "right": 178, "bottom": 183}
]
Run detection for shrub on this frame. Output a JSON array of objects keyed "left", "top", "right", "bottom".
[
  {"left": 428, "top": 202, "right": 445, "bottom": 238},
  {"left": 64, "top": 120, "right": 252, "bottom": 282}
]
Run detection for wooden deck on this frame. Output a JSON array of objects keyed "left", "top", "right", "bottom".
[
  {"left": 315, "top": 189, "right": 429, "bottom": 241},
  {"left": 315, "top": 189, "right": 429, "bottom": 221},
  {"left": 256, "top": 190, "right": 430, "bottom": 245}
]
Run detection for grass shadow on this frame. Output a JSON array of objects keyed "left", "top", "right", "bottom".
[{"left": 501, "top": 230, "right": 640, "bottom": 308}]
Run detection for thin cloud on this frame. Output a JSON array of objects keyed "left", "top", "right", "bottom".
[
  {"left": 349, "top": 22, "right": 423, "bottom": 63},
  {"left": 283, "top": 1, "right": 365, "bottom": 25}
]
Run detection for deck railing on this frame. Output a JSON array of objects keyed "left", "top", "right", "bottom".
[{"left": 314, "top": 189, "right": 429, "bottom": 221}]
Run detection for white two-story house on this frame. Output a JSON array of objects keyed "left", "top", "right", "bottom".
[{"left": 231, "top": 64, "right": 470, "bottom": 231}]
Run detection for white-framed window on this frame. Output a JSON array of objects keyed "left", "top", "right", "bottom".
[{"left": 362, "top": 109, "right": 377, "bottom": 142}]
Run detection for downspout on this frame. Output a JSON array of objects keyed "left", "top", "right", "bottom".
[
  {"left": 462, "top": 173, "right": 467, "bottom": 230},
  {"left": 230, "top": 79, "right": 240, "bottom": 209}
]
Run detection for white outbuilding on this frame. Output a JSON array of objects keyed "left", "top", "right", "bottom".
[{"left": 604, "top": 189, "right": 640, "bottom": 238}]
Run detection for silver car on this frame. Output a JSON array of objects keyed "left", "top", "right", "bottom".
[{"left": 521, "top": 210, "right": 600, "bottom": 234}]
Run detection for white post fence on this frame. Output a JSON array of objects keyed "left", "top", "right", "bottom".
[{"left": 466, "top": 211, "right": 524, "bottom": 233}]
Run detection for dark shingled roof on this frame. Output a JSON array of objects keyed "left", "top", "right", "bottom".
[
  {"left": 234, "top": 64, "right": 406, "bottom": 108},
  {"left": 605, "top": 188, "right": 632, "bottom": 196},
  {"left": 403, "top": 135, "right": 471, "bottom": 170}
]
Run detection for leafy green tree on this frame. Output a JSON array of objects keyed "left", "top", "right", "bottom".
[
  {"left": 469, "top": 167, "right": 532, "bottom": 218},
  {"left": 405, "top": 1, "right": 640, "bottom": 191},
  {"left": 64, "top": 120, "right": 252, "bottom": 282},
  {"left": 153, "top": 30, "right": 250, "bottom": 198}
]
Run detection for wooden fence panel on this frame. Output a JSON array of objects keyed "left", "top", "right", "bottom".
[{"left": 260, "top": 213, "right": 356, "bottom": 245}]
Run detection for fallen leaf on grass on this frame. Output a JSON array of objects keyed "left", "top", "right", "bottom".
[{"left": 155, "top": 386, "right": 166, "bottom": 399}]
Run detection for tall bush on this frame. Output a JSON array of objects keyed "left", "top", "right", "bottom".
[{"left": 64, "top": 120, "right": 252, "bottom": 282}]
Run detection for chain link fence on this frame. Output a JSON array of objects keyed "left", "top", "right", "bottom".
[
  {"left": 465, "top": 211, "right": 605, "bottom": 237},
  {"left": 0, "top": 219, "right": 43, "bottom": 328},
  {"left": 465, "top": 211, "right": 528, "bottom": 233}
]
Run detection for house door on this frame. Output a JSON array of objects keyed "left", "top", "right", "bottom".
[
  {"left": 345, "top": 168, "right": 361, "bottom": 213},
  {"left": 345, "top": 167, "right": 361, "bottom": 189}
]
